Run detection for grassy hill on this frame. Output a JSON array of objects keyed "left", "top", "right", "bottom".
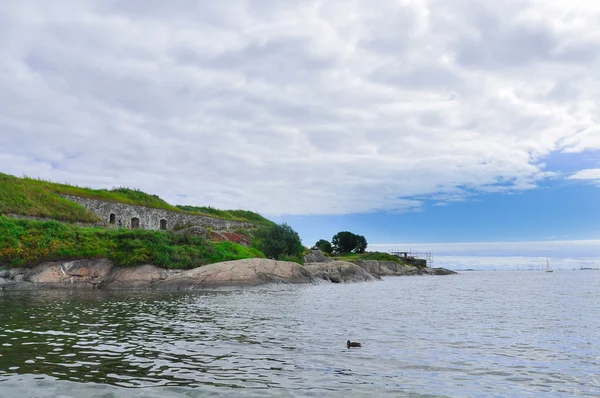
[
  {"left": 0, "top": 173, "right": 100, "bottom": 223},
  {"left": 0, "top": 173, "right": 287, "bottom": 269},
  {"left": 0, "top": 173, "right": 271, "bottom": 226},
  {"left": 0, "top": 216, "right": 264, "bottom": 268}
]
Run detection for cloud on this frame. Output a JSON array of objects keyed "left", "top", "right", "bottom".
[
  {"left": 568, "top": 168, "right": 600, "bottom": 184},
  {"left": 0, "top": 0, "right": 599, "bottom": 215},
  {"left": 561, "top": 128, "right": 600, "bottom": 153}
]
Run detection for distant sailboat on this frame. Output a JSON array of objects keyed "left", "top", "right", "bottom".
[{"left": 545, "top": 258, "right": 553, "bottom": 273}]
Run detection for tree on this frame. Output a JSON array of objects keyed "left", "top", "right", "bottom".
[
  {"left": 331, "top": 231, "right": 368, "bottom": 254},
  {"left": 355, "top": 234, "right": 367, "bottom": 254},
  {"left": 314, "top": 239, "right": 332, "bottom": 254},
  {"left": 255, "top": 223, "right": 304, "bottom": 260},
  {"left": 332, "top": 231, "right": 356, "bottom": 254}
]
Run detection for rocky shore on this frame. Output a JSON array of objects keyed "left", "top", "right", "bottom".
[{"left": 0, "top": 251, "right": 456, "bottom": 290}]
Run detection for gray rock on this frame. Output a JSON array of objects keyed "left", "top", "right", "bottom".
[
  {"left": 419, "top": 267, "right": 457, "bottom": 275},
  {"left": 0, "top": 277, "right": 10, "bottom": 285},
  {"left": 6, "top": 257, "right": 317, "bottom": 290},
  {"left": 356, "top": 260, "right": 382, "bottom": 276},
  {"left": 303, "top": 250, "right": 333, "bottom": 264},
  {"left": 157, "top": 258, "right": 314, "bottom": 290},
  {"left": 104, "top": 264, "right": 168, "bottom": 289},
  {"left": 0, "top": 270, "right": 10, "bottom": 279},
  {"left": 25, "top": 259, "right": 113, "bottom": 287},
  {"left": 355, "top": 260, "right": 420, "bottom": 277},
  {"left": 379, "top": 261, "right": 420, "bottom": 276},
  {"left": 304, "top": 261, "right": 377, "bottom": 283},
  {"left": 9, "top": 268, "right": 25, "bottom": 278}
]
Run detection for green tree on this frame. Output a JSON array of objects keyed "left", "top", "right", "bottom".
[
  {"left": 314, "top": 239, "right": 332, "bottom": 254},
  {"left": 355, "top": 234, "right": 367, "bottom": 253},
  {"left": 331, "top": 231, "right": 368, "bottom": 254},
  {"left": 255, "top": 223, "right": 304, "bottom": 260},
  {"left": 332, "top": 231, "right": 356, "bottom": 254}
]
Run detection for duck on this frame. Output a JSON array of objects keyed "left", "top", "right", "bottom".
[{"left": 347, "top": 340, "right": 362, "bottom": 348}]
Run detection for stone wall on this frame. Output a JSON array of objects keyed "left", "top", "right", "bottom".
[{"left": 61, "top": 195, "right": 253, "bottom": 231}]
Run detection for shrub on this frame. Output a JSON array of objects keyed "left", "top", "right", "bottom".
[
  {"left": 253, "top": 223, "right": 304, "bottom": 261},
  {"left": 314, "top": 239, "right": 333, "bottom": 254}
]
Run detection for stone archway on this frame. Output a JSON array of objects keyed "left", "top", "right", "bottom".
[
  {"left": 160, "top": 219, "right": 167, "bottom": 230},
  {"left": 131, "top": 217, "right": 140, "bottom": 229},
  {"left": 109, "top": 213, "right": 116, "bottom": 225}
]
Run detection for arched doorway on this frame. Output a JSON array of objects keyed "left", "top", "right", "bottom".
[
  {"left": 160, "top": 219, "right": 167, "bottom": 230},
  {"left": 109, "top": 214, "right": 116, "bottom": 225},
  {"left": 131, "top": 217, "right": 140, "bottom": 229}
]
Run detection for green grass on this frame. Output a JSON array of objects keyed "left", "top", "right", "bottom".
[
  {"left": 0, "top": 173, "right": 99, "bottom": 223},
  {"left": 23, "top": 175, "right": 180, "bottom": 211},
  {"left": 333, "top": 251, "right": 409, "bottom": 264},
  {"left": 0, "top": 172, "right": 269, "bottom": 225},
  {"left": 176, "top": 205, "right": 274, "bottom": 227},
  {"left": 0, "top": 216, "right": 264, "bottom": 269}
]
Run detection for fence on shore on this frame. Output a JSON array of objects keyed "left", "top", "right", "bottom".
[{"left": 389, "top": 250, "right": 434, "bottom": 268}]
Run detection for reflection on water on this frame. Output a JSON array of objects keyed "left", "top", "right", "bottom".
[{"left": 1, "top": 271, "right": 599, "bottom": 397}]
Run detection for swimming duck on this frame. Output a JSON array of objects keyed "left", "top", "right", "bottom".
[{"left": 347, "top": 340, "right": 361, "bottom": 348}]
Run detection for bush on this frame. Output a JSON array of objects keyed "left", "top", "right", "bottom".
[
  {"left": 253, "top": 223, "right": 304, "bottom": 261},
  {"left": 314, "top": 239, "right": 333, "bottom": 254}
]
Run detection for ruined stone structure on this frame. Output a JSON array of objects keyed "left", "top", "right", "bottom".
[{"left": 62, "top": 195, "right": 253, "bottom": 231}]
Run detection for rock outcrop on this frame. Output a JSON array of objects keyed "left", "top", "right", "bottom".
[
  {"left": 355, "top": 260, "right": 383, "bottom": 276},
  {"left": 103, "top": 264, "right": 169, "bottom": 289},
  {"left": 156, "top": 258, "right": 313, "bottom": 289},
  {"left": 303, "top": 250, "right": 333, "bottom": 264},
  {"left": 304, "top": 261, "right": 377, "bottom": 283},
  {"left": 356, "top": 260, "right": 401, "bottom": 276},
  {"left": 420, "top": 267, "right": 458, "bottom": 275},
  {"left": 0, "top": 258, "right": 314, "bottom": 289},
  {"left": 354, "top": 260, "right": 456, "bottom": 277},
  {"left": 1, "top": 260, "right": 169, "bottom": 289},
  {"left": 23, "top": 259, "right": 113, "bottom": 288},
  {"left": 0, "top": 257, "right": 456, "bottom": 290}
]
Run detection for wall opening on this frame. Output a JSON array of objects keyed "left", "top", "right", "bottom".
[
  {"left": 109, "top": 214, "right": 116, "bottom": 225},
  {"left": 160, "top": 219, "right": 167, "bottom": 230},
  {"left": 131, "top": 217, "right": 140, "bottom": 229}
]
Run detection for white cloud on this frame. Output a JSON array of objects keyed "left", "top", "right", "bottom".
[
  {"left": 562, "top": 128, "right": 600, "bottom": 153},
  {"left": 568, "top": 169, "right": 600, "bottom": 181},
  {"left": 0, "top": 0, "right": 599, "bottom": 215}
]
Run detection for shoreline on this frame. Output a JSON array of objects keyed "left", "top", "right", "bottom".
[{"left": 0, "top": 257, "right": 456, "bottom": 291}]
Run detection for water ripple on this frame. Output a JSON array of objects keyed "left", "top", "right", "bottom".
[{"left": 1, "top": 272, "right": 599, "bottom": 397}]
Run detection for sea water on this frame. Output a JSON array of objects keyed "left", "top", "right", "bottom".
[{"left": 0, "top": 271, "right": 599, "bottom": 397}]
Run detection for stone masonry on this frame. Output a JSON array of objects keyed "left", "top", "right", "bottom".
[{"left": 62, "top": 195, "right": 253, "bottom": 231}]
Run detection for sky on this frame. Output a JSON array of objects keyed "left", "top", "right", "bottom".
[{"left": 1, "top": 0, "right": 599, "bottom": 270}]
